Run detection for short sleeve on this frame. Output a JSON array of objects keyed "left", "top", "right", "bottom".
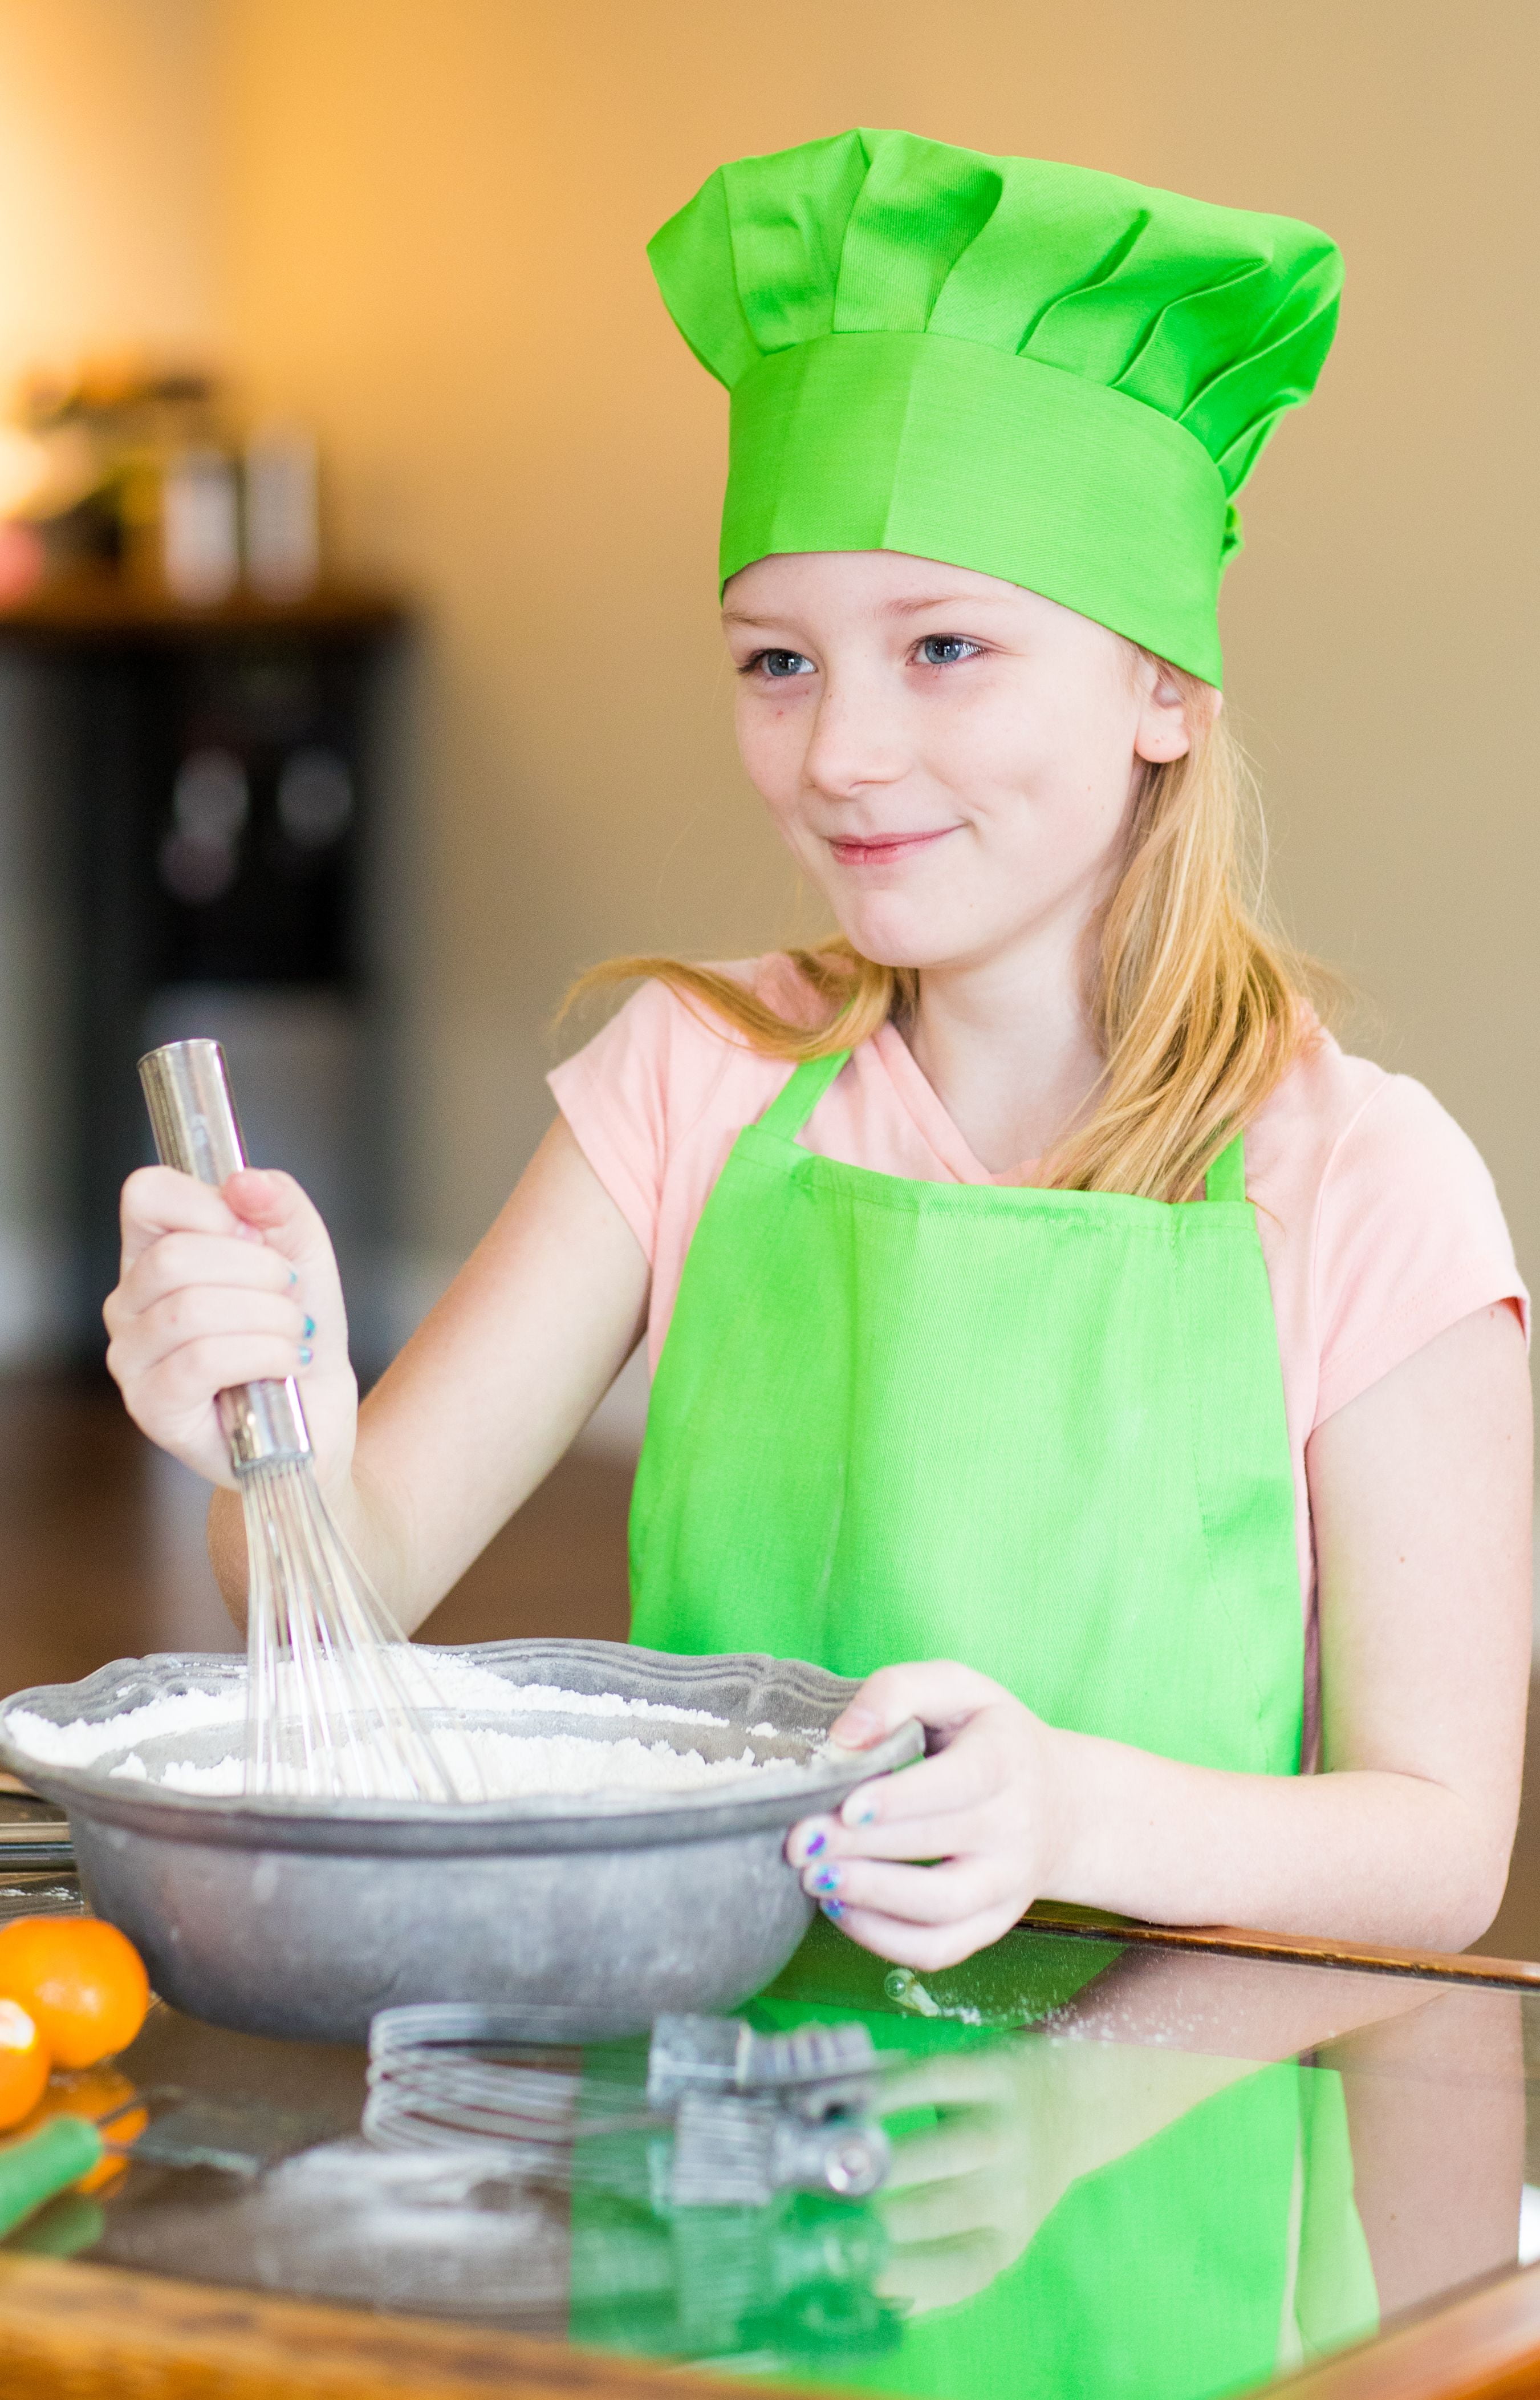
[
  {"left": 546, "top": 982, "right": 681, "bottom": 1262},
  {"left": 1313, "top": 1075, "right": 1529, "bottom": 1426},
  {"left": 547, "top": 975, "right": 769, "bottom": 1266}
]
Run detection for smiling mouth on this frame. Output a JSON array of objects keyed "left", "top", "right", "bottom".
[{"left": 826, "top": 827, "right": 960, "bottom": 867}]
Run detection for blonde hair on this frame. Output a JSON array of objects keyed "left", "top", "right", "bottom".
[{"left": 567, "top": 659, "right": 1324, "bottom": 1202}]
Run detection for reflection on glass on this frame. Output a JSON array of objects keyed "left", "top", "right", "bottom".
[
  {"left": 48, "top": 1918, "right": 1527, "bottom": 2400},
  {"left": 571, "top": 1924, "right": 1391, "bottom": 2397}
]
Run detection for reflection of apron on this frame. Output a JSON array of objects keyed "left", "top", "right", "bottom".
[
  {"left": 568, "top": 1923, "right": 1379, "bottom": 2396},
  {"left": 858, "top": 2056, "right": 1376, "bottom": 2400},
  {"left": 629, "top": 1050, "right": 1303, "bottom": 1772},
  {"left": 750, "top": 1922, "right": 1380, "bottom": 2400}
]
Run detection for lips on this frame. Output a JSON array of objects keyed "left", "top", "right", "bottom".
[{"left": 827, "top": 827, "right": 958, "bottom": 867}]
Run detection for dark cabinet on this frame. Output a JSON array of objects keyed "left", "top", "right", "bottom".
[{"left": 0, "top": 578, "right": 409, "bottom": 1361}]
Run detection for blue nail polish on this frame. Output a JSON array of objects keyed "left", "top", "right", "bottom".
[
  {"left": 812, "top": 1866, "right": 840, "bottom": 1895},
  {"left": 844, "top": 1794, "right": 879, "bottom": 1828},
  {"left": 820, "top": 1897, "right": 846, "bottom": 1923},
  {"left": 804, "top": 1829, "right": 827, "bottom": 1858},
  {"left": 289, "top": 1269, "right": 298, "bottom": 1287},
  {"left": 302, "top": 1315, "right": 316, "bottom": 1339},
  {"left": 298, "top": 1345, "right": 312, "bottom": 1367}
]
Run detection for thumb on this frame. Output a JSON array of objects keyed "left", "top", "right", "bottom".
[
  {"left": 222, "top": 1167, "right": 294, "bottom": 1231},
  {"left": 830, "top": 1660, "right": 1010, "bottom": 1750},
  {"left": 220, "top": 1168, "right": 335, "bottom": 1282}
]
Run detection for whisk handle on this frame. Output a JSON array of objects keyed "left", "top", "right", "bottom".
[{"left": 137, "top": 1039, "right": 312, "bottom": 1473}]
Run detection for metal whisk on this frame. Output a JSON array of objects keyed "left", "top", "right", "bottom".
[{"left": 139, "top": 1039, "right": 480, "bottom": 1804}]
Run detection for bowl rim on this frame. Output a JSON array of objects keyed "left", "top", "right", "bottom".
[{"left": 0, "top": 1636, "right": 925, "bottom": 1852}]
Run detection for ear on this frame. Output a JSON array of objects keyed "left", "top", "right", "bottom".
[{"left": 1132, "top": 665, "right": 1220, "bottom": 766}]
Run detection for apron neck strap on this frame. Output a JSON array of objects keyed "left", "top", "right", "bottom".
[
  {"left": 1204, "top": 1132, "right": 1246, "bottom": 1203},
  {"left": 762, "top": 1056, "right": 1246, "bottom": 1195},
  {"left": 758, "top": 1051, "right": 852, "bottom": 1140}
]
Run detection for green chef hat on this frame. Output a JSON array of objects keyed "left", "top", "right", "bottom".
[{"left": 648, "top": 129, "right": 1342, "bottom": 685}]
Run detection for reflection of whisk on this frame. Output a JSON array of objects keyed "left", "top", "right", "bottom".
[
  {"left": 139, "top": 1041, "right": 480, "bottom": 1803},
  {"left": 363, "top": 2006, "right": 891, "bottom": 2205}
]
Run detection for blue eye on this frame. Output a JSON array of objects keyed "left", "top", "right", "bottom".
[
  {"left": 758, "top": 649, "right": 814, "bottom": 679},
  {"left": 918, "top": 635, "right": 981, "bottom": 667}
]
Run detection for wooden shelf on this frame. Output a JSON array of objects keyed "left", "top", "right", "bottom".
[{"left": 0, "top": 571, "right": 409, "bottom": 644}]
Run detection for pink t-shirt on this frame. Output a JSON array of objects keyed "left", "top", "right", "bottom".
[{"left": 550, "top": 956, "right": 1528, "bottom": 1641}]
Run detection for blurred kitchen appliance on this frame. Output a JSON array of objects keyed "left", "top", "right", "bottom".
[{"left": 0, "top": 579, "right": 409, "bottom": 1368}]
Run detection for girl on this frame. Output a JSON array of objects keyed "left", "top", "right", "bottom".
[{"left": 104, "top": 129, "right": 1531, "bottom": 1974}]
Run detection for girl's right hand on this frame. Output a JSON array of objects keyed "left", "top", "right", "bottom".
[{"left": 103, "top": 1164, "right": 357, "bottom": 1491}]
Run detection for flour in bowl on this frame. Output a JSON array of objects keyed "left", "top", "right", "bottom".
[{"left": 5, "top": 1656, "right": 815, "bottom": 1803}]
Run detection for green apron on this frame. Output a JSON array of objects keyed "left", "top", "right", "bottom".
[
  {"left": 630, "top": 1046, "right": 1303, "bottom": 1772},
  {"left": 603, "top": 1054, "right": 1370, "bottom": 2392}
]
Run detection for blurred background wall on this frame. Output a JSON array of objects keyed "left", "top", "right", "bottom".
[
  {"left": 1, "top": 0, "right": 1535, "bottom": 1375},
  {"left": 0, "top": 0, "right": 222, "bottom": 1357}
]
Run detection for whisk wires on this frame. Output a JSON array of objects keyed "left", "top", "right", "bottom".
[{"left": 241, "top": 1458, "right": 482, "bottom": 1803}]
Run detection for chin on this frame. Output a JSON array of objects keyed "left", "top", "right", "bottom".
[{"left": 828, "top": 909, "right": 956, "bottom": 971}]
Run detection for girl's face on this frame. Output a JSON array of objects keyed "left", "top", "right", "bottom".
[{"left": 725, "top": 550, "right": 1198, "bottom": 977}]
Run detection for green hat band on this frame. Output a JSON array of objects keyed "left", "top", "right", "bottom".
[
  {"left": 726, "top": 331, "right": 1230, "bottom": 684},
  {"left": 649, "top": 130, "right": 1343, "bottom": 688}
]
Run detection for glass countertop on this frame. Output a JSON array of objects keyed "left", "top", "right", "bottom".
[{"left": 2, "top": 1872, "right": 1531, "bottom": 2400}]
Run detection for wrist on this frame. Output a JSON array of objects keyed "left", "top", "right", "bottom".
[{"left": 1035, "top": 1722, "right": 1108, "bottom": 1907}]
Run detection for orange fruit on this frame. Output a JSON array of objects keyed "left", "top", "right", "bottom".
[
  {"left": 0, "top": 1999, "right": 50, "bottom": 2129},
  {"left": 0, "top": 1919, "right": 149, "bottom": 2069},
  {"left": 13, "top": 2066, "right": 148, "bottom": 2192}
]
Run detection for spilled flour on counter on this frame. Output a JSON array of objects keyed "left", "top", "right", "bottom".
[{"left": 5, "top": 1653, "right": 818, "bottom": 1802}]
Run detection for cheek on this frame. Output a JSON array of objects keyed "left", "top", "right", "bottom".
[
  {"left": 942, "top": 703, "right": 1132, "bottom": 865},
  {"left": 734, "top": 695, "right": 806, "bottom": 802}
]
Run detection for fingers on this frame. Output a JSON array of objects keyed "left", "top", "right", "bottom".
[
  {"left": 824, "top": 1897, "right": 1027, "bottom": 1973},
  {"left": 880, "top": 2166, "right": 1016, "bottom": 2247},
  {"left": 789, "top": 1708, "right": 1022, "bottom": 1868},
  {"left": 803, "top": 1853, "right": 1005, "bottom": 1926},
  {"left": 120, "top": 1230, "right": 298, "bottom": 1315},
  {"left": 123, "top": 1280, "right": 308, "bottom": 1364},
  {"left": 120, "top": 1165, "right": 332, "bottom": 1279},
  {"left": 829, "top": 1658, "right": 1012, "bottom": 1750},
  {"left": 133, "top": 1332, "right": 315, "bottom": 1415},
  {"left": 118, "top": 1166, "right": 243, "bottom": 1270},
  {"left": 875, "top": 2223, "right": 1010, "bottom": 2314},
  {"left": 880, "top": 2110, "right": 1009, "bottom": 2192},
  {"left": 221, "top": 1167, "right": 323, "bottom": 1252}
]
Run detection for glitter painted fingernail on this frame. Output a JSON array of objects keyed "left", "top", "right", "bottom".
[
  {"left": 298, "top": 1345, "right": 313, "bottom": 1367},
  {"left": 820, "top": 1897, "right": 846, "bottom": 1923},
  {"left": 302, "top": 1315, "right": 316, "bottom": 1339},
  {"left": 811, "top": 1864, "right": 840, "bottom": 1895},
  {"left": 842, "top": 1790, "right": 879, "bottom": 1828},
  {"left": 803, "top": 1829, "right": 827, "bottom": 1858}
]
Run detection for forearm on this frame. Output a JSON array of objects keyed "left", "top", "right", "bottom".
[
  {"left": 207, "top": 1116, "right": 649, "bottom": 1639},
  {"left": 1051, "top": 1729, "right": 1511, "bottom": 1952},
  {"left": 205, "top": 1450, "right": 419, "bottom": 1634}
]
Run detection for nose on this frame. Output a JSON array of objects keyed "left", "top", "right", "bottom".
[{"left": 802, "top": 673, "right": 908, "bottom": 801}]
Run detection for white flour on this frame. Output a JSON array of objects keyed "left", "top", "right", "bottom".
[{"left": 5, "top": 1655, "right": 812, "bottom": 1803}]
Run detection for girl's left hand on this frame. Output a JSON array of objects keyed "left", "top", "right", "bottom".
[{"left": 786, "top": 1661, "right": 1070, "bottom": 1969}]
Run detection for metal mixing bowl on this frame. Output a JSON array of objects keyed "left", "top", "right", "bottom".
[{"left": 0, "top": 1639, "right": 921, "bottom": 2043}]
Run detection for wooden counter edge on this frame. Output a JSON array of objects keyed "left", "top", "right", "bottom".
[
  {"left": 1022, "top": 1908, "right": 1540, "bottom": 1987},
  {"left": 2, "top": 2248, "right": 1539, "bottom": 2400},
  {"left": 0, "top": 2251, "right": 781, "bottom": 2400},
  {"left": 1271, "top": 2265, "right": 1540, "bottom": 2400}
]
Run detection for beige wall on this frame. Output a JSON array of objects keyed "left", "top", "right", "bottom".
[
  {"left": 215, "top": 0, "right": 1540, "bottom": 1299},
  {"left": 0, "top": 0, "right": 221, "bottom": 387},
  {"left": 0, "top": 0, "right": 222, "bottom": 1356},
  {"left": 2, "top": 2, "right": 1533, "bottom": 1317}
]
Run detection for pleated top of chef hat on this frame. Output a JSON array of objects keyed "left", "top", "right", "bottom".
[{"left": 647, "top": 129, "right": 1342, "bottom": 685}]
